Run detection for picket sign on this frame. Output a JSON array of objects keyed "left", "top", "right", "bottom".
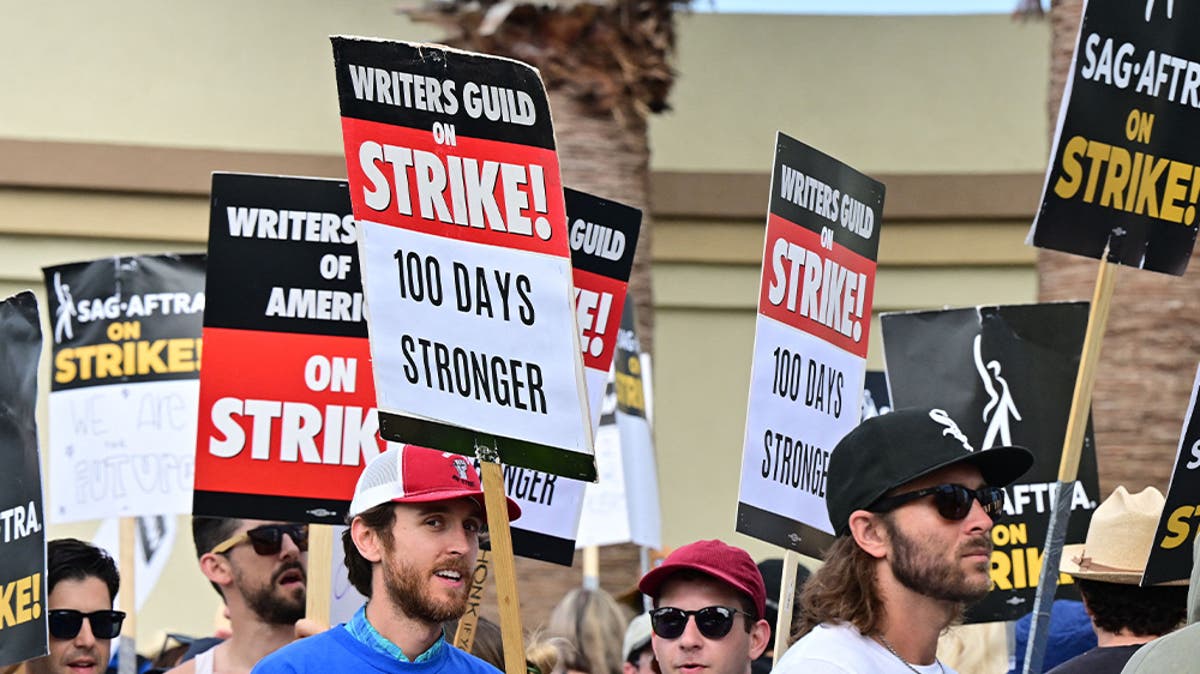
[
  {"left": 772, "top": 550, "right": 802, "bottom": 662},
  {"left": 1022, "top": 260, "right": 1118, "bottom": 674},
  {"left": 453, "top": 548, "right": 491, "bottom": 652}
]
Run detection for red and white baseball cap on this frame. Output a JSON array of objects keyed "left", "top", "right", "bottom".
[{"left": 348, "top": 444, "right": 521, "bottom": 521}]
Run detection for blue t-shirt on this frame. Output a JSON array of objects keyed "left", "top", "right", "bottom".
[{"left": 251, "top": 623, "right": 501, "bottom": 674}]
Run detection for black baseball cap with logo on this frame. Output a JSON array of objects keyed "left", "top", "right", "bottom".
[{"left": 826, "top": 407, "right": 1034, "bottom": 535}]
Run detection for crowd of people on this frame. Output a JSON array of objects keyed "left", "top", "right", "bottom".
[{"left": 6, "top": 409, "right": 1198, "bottom": 674}]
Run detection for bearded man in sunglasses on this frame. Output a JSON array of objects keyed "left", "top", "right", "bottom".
[
  {"left": 167, "top": 519, "right": 309, "bottom": 674},
  {"left": 637, "top": 539, "right": 772, "bottom": 674},
  {"left": 775, "top": 408, "right": 1034, "bottom": 674},
  {"left": 24, "top": 538, "right": 124, "bottom": 674}
]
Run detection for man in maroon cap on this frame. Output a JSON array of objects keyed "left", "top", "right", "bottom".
[
  {"left": 253, "top": 444, "right": 520, "bottom": 674},
  {"left": 638, "top": 539, "right": 771, "bottom": 674}
]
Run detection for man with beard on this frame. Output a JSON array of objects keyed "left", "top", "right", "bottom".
[
  {"left": 168, "top": 518, "right": 309, "bottom": 674},
  {"left": 23, "top": 539, "right": 124, "bottom": 674},
  {"left": 774, "top": 408, "right": 1034, "bottom": 674},
  {"left": 252, "top": 444, "right": 520, "bottom": 674}
]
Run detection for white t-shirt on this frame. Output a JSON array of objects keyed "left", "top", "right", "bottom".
[{"left": 773, "top": 623, "right": 957, "bottom": 674}]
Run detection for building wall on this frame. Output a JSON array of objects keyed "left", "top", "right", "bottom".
[{"left": 0, "top": 4, "right": 1048, "bottom": 645}]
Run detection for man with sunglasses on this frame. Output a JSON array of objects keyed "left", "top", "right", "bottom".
[
  {"left": 775, "top": 408, "right": 1033, "bottom": 674},
  {"left": 252, "top": 444, "right": 520, "bottom": 674},
  {"left": 24, "top": 538, "right": 124, "bottom": 674},
  {"left": 637, "top": 539, "right": 771, "bottom": 674},
  {"left": 167, "top": 519, "right": 309, "bottom": 674}
]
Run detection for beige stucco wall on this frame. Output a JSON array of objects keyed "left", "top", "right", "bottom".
[{"left": 0, "top": 4, "right": 1048, "bottom": 647}]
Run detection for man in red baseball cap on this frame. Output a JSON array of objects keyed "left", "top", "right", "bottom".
[
  {"left": 253, "top": 444, "right": 520, "bottom": 674},
  {"left": 638, "top": 540, "right": 771, "bottom": 674}
]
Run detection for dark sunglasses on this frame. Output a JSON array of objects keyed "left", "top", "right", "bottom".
[
  {"left": 48, "top": 609, "right": 126, "bottom": 640},
  {"left": 869, "top": 483, "right": 1007, "bottom": 522},
  {"left": 650, "top": 606, "right": 746, "bottom": 640},
  {"left": 209, "top": 523, "right": 309, "bottom": 556}
]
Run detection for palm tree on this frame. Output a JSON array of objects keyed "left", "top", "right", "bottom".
[{"left": 405, "top": 0, "right": 682, "bottom": 626}]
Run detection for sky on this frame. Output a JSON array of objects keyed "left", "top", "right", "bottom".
[{"left": 694, "top": 0, "right": 1030, "bottom": 14}]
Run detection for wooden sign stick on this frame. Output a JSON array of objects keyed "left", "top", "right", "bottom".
[
  {"left": 117, "top": 517, "right": 137, "bottom": 674},
  {"left": 478, "top": 455, "right": 525, "bottom": 674},
  {"left": 453, "top": 547, "right": 491, "bottom": 652},
  {"left": 305, "top": 524, "right": 334, "bottom": 627},
  {"left": 1022, "top": 259, "right": 1119, "bottom": 674},
  {"left": 772, "top": 550, "right": 801, "bottom": 662},
  {"left": 582, "top": 546, "right": 600, "bottom": 590}
]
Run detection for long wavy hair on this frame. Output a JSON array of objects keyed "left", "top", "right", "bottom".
[{"left": 792, "top": 534, "right": 884, "bottom": 645}]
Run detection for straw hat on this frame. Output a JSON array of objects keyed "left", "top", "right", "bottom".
[{"left": 1060, "top": 486, "right": 1184, "bottom": 586}]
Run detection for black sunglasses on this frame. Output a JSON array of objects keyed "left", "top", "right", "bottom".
[
  {"left": 650, "top": 606, "right": 746, "bottom": 640},
  {"left": 869, "top": 483, "right": 1007, "bottom": 522},
  {"left": 209, "top": 523, "right": 309, "bottom": 556},
  {"left": 48, "top": 609, "right": 126, "bottom": 640}
]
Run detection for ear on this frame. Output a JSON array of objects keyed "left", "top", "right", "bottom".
[
  {"left": 747, "top": 618, "right": 771, "bottom": 660},
  {"left": 199, "top": 552, "right": 235, "bottom": 588},
  {"left": 848, "top": 510, "right": 890, "bottom": 559},
  {"left": 350, "top": 516, "right": 383, "bottom": 563}
]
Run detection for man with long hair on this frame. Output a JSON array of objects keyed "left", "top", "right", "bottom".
[
  {"left": 775, "top": 408, "right": 1033, "bottom": 673},
  {"left": 169, "top": 517, "right": 309, "bottom": 674},
  {"left": 252, "top": 444, "right": 519, "bottom": 673}
]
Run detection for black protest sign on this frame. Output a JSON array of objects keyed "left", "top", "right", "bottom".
[
  {"left": 1143, "top": 364, "right": 1200, "bottom": 585},
  {"left": 0, "top": 292, "right": 47, "bottom": 667},
  {"left": 881, "top": 303, "right": 1101, "bottom": 622},
  {"left": 861, "top": 370, "right": 891, "bottom": 420},
  {"left": 195, "top": 174, "right": 382, "bottom": 525},
  {"left": 42, "top": 255, "right": 205, "bottom": 522},
  {"left": 333, "top": 38, "right": 596, "bottom": 481},
  {"left": 1030, "top": 1, "right": 1200, "bottom": 274}
]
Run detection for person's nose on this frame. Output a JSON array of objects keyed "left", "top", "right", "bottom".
[
  {"left": 965, "top": 496, "right": 994, "bottom": 534},
  {"left": 74, "top": 615, "right": 97, "bottom": 648},
  {"left": 279, "top": 530, "right": 302, "bottom": 560},
  {"left": 677, "top": 615, "right": 705, "bottom": 650}
]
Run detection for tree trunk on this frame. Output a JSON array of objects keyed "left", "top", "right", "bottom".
[{"left": 1039, "top": 0, "right": 1192, "bottom": 495}]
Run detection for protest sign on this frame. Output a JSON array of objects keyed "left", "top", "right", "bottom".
[
  {"left": 332, "top": 37, "right": 596, "bottom": 481},
  {"left": 881, "top": 303, "right": 1102, "bottom": 622},
  {"left": 1030, "top": 1, "right": 1200, "bottom": 274},
  {"left": 1142, "top": 363, "right": 1200, "bottom": 585},
  {"left": 861, "top": 370, "right": 891, "bottom": 420},
  {"left": 194, "top": 173, "right": 381, "bottom": 524},
  {"left": 736, "top": 132, "right": 884, "bottom": 556},
  {"left": 0, "top": 292, "right": 47, "bottom": 667},
  {"left": 42, "top": 255, "right": 205, "bottom": 522}
]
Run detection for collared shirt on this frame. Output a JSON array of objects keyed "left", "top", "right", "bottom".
[{"left": 344, "top": 604, "right": 446, "bottom": 664}]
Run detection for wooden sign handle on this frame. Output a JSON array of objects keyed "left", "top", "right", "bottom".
[
  {"left": 772, "top": 550, "right": 800, "bottom": 662},
  {"left": 305, "top": 524, "right": 334, "bottom": 626},
  {"left": 117, "top": 518, "right": 137, "bottom": 674},
  {"left": 479, "top": 460, "right": 525, "bottom": 674},
  {"left": 453, "top": 548, "right": 491, "bottom": 652}
]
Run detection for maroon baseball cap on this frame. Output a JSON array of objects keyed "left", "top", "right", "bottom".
[
  {"left": 348, "top": 444, "right": 521, "bottom": 521},
  {"left": 638, "top": 540, "right": 766, "bottom": 619}
]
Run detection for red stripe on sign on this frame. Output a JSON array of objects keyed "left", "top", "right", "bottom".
[
  {"left": 194, "top": 327, "right": 383, "bottom": 502},
  {"left": 341, "top": 117, "right": 567, "bottom": 258},
  {"left": 573, "top": 269, "right": 629, "bottom": 372},
  {"left": 757, "top": 214, "right": 875, "bottom": 359}
]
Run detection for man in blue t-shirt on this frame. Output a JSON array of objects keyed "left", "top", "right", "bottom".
[{"left": 253, "top": 444, "right": 521, "bottom": 674}]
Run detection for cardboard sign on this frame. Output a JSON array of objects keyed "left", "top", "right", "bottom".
[
  {"left": 332, "top": 38, "right": 596, "bottom": 481},
  {"left": 566, "top": 187, "right": 641, "bottom": 431},
  {"left": 881, "top": 303, "right": 1102, "bottom": 622},
  {"left": 194, "top": 173, "right": 381, "bottom": 524},
  {"left": 42, "top": 255, "right": 205, "bottom": 522},
  {"left": 0, "top": 292, "right": 48, "bottom": 667},
  {"left": 736, "top": 133, "right": 884, "bottom": 555},
  {"left": 1143, "top": 363, "right": 1200, "bottom": 585},
  {"left": 1030, "top": 1, "right": 1200, "bottom": 274}
]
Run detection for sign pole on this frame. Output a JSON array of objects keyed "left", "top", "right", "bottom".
[
  {"left": 478, "top": 454, "right": 526, "bottom": 674},
  {"left": 582, "top": 546, "right": 600, "bottom": 590},
  {"left": 305, "top": 525, "right": 334, "bottom": 627},
  {"left": 772, "top": 550, "right": 801, "bottom": 662},
  {"left": 117, "top": 518, "right": 136, "bottom": 674},
  {"left": 1022, "top": 259, "right": 1119, "bottom": 674},
  {"left": 453, "top": 548, "right": 491, "bottom": 652}
]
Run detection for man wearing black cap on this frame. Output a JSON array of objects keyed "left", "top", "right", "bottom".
[{"left": 775, "top": 408, "right": 1033, "bottom": 674}]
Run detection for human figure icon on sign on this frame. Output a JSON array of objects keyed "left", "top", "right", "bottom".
[
  {"left": 52, "top": 271, "right": 76, "bottom": 343},
  {"left": 974, "top": 334, "right": 1021, "bottom": 448}
]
